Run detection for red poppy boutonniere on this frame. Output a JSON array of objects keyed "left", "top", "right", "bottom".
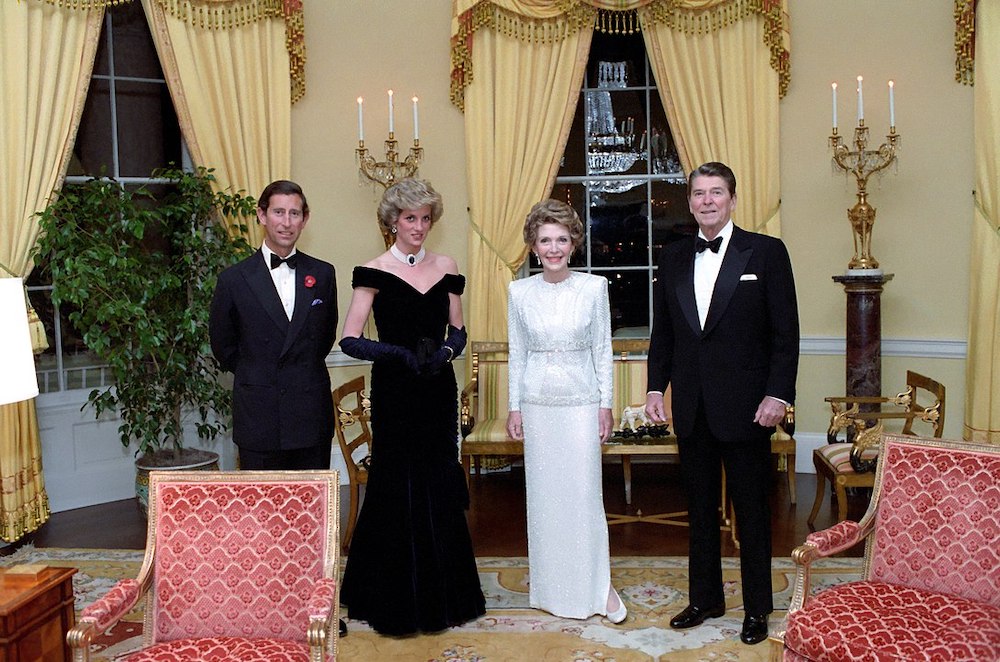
[{"left": 304, "top": 275, "right": 316, "bottom": 288}]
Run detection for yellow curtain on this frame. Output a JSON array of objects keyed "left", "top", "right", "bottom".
[
  {"left": 0, "top": 1, "right": 104, "bottom": 541},
  {"left": 640, "top": 1, "right": 787, "bottom": 236},
  {"left": 458, "top": 4, "right": 594, "bottom": 342},
  {"left": 965, "top": 0, "right": 1000, "bottom": 444},
  {"left": 141, "top": 0, "right": 295, "bottom": 246}
]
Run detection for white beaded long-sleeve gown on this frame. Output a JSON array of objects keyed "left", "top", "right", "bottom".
[{"left": 507, "top": 271, "right": 614, "bottom": 619}]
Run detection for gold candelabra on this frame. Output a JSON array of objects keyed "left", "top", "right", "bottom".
[
  {"left": 828, "top": 76, "right": 900, "bottom": 271},
  {"left": 356, "top": 135, "right": 423, "bottom": 189},
  {"left": 829, "top": 122, "right": 900, "bottom": 271}
]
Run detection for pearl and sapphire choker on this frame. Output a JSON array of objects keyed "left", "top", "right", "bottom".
[{"left": 390, "top": 244, "right": 426, "bottom": 267}]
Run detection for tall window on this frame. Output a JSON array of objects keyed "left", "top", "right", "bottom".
[
  {"left": 28, "top": 4, "right": 184, "bottom": 393},
  {"left": 534, "top": 29, "right": 696, "bottom": 337}
]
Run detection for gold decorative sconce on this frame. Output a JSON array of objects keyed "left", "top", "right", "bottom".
[
  {"left": 355, "top": 90, "right": 423, "bottom": 189},
  {"left": 356, "top": 91, "right": 423, "bottom": 248}
]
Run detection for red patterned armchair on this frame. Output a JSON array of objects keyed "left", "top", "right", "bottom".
[
  {"left": 772, "top": 434, "right": 1000, "bottom": 661},
  {"left": 67, "top": 471, "right": 341, "bottom": 662}
]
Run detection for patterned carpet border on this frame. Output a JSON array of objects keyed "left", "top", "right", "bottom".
[{"left": 1, "top": 547, "right": 864, "bottom": 661}]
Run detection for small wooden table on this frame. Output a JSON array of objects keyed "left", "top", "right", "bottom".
[{"left": 0, "top": 566, "right": 76, "bottom": 662}]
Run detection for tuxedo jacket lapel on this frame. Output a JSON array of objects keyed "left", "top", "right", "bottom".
[
  {"left": 243, "top": 251, "right": 290, "bottom": 333},
  {"left": 282, "top": 260, "right": 313, "bottom": 357},
  {"left": 703, "top": 227, "right": 752, "bottom": 336},
  {"left": 673, "top": 244, "right": 701, "bottom": 336}
]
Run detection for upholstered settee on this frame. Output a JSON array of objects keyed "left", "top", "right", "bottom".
[{"left": 771, "top": 434, "right": 1000, "bottom": 661}]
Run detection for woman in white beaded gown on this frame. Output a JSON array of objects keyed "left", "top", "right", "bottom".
[{"left": 505, "top": 199, "right": 627, "bottom": 623}]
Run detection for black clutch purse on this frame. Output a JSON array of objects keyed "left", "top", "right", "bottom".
[{"left": 415, "top": 337, "right": 437, "bottom": 368}]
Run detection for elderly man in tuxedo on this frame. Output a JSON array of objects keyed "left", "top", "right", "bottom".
[
  {"left": 644, "top": 162, "right": 799, "bottom": 645},
  {"left": 210, "top": 180, "right": 338, "bottom": 471}
]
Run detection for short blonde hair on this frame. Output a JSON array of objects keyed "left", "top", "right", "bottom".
[
  {"left": 376, "top": 178, "right": 444, "bottom": 235},
  {"left": 523, "top": 199, "right": 585, "bottom": 249}
]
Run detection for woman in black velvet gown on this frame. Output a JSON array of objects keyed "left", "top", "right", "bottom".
[{"left": 338, "top": 178, "right": 485, "bottom": 636}]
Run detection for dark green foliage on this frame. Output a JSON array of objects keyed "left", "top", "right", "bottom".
[{"left": 34, "top": 166, "right": 256, "bottom": 457}]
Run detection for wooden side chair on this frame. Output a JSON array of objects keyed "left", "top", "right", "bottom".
[
  {"left": 333, "top": 375, "right": 372, "bottom": 552},
  {"left": 808, "top": 370, "right": 945, "bottom": 525},
  {"left": 68, "top": 470, "right": 341, "bottom": 662}
]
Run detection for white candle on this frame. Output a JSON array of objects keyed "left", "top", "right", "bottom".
[
  {"left": 831, "top": 82, "right": 838, "bottom": 130},
  {"left": 857, "top": 75, "right": 864, "bottom": 122},
  {"left": 388, "top": 89, "right": 394, "bottom": 134},
  {"left": 412, "top": 96, "right": 419, "bottom": 140},
  {"left": 356, "top": 97, "right": 364, "bottom": 142},
  {"left": 888, "top": 80, "right": 895, "bottom": 127}
]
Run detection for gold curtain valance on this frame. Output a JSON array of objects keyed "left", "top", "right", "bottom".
[
  {"left": 955, "top": 0, "right": 976, "bottom": 85},
  {"left": 451, "top": 0, "right": 790, "bottom": 110},
  {"left": 30, "top": 0, "right": 306, "bottom": 102}
]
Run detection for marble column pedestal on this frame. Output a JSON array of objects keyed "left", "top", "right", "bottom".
[{"left": 832, "top": 272, "right": 894, "bottom": 405}]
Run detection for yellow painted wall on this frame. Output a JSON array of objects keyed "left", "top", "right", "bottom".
[
  {"left": 293, "top": 1, "right": 972, "bottom": 442},
  {"left": 782, "top": 0, "right": 971, "bottom": 439}
]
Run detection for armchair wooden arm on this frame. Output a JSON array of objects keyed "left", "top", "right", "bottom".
[{"left": 69, "top": 568, "right": 154, "bottom": 661}]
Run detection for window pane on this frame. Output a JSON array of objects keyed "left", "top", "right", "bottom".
[
  {"left": 116, "top": 81, "right": 182, "bottom": 176},
  {"left": 92, "top": 16, "right": 110, "bottom": 76},
  {"left": 586, "top": 89, "right": 647, "bottom": 177},
  {"left": 651, "top": 180, "right": 696, "bottom": 264},
  {"left": 589, "top": 185, "right": 649, "bottom": 268},
  {"left": 649, "top": 94, "right": 682, "bottom": 176},
  {"left": 71, "top": 78, "right": 113, "bottom": 176},
  {"left": 558, "top": 99, "right": 587, "bottom": 177},
  {"left": 586, "top": 31, "right": 648, "bottom": 88},
  {"left": 605, "top": 269, "right": 650, "bottom": 336},
  {"left": 111, "top": 2, "right": 163, "bottom": 79}
]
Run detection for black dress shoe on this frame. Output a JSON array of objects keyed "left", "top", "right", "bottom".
[
  {"left": 740, "top": 613, "right": 769, "bottom": 645},
  {"left": 669, "top": 603, "right": 726, "bottom": 629},
  {"left": 339, "top": 618, "right": 348, "bottom": 637}
]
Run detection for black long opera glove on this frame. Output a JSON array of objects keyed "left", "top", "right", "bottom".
[
  {"left": 418, "top": 325, "right": 467, "bottom": 375},
  {"left": 339, "top": 336, "right": 419, "bottom": 372}
]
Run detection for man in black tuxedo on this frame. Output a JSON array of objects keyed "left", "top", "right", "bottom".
[
  {"left": 210, "top": 180, "right": 338, "bottom": 471},
  {"left": 644, "top": 162, "right": 799, "bottom": 645}
]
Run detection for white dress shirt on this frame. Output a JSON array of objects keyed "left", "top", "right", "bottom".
[
  {"left": 261, "top": 244, "right": 297, "bottom": 321},
  {"left": 694, "top": 220, "right": 734, "bottom": 329}
]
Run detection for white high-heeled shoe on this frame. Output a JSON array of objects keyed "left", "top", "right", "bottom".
[{"left": 606, "top": 589, "right": 628, "bottom": 624}]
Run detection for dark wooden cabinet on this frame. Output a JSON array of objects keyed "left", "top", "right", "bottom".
[{"left": 0, "top": 567, "right": 76, "bottom": 661}]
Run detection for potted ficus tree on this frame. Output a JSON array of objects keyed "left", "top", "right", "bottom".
[{"left": 34, "top": 166, "right": 256, "bottom": 509}]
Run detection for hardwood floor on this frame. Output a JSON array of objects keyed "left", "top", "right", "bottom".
[{"left": 9, "top": 460, "right": 868, "bottom": 559}]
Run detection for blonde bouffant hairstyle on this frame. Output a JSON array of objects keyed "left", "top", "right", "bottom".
[
  {"left": 377, "top": 178, "right": 444, "bottom": 235},
  {"left": 522, "top": 199, "right": 585, "bottom": 249}
]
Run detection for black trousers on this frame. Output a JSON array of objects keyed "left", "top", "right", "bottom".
[
  {"left": 678, "top": 398, "right": 774, "bottom": 615},
  {"left": 237, "top": 440, "right": 332, "bottom": 471}
]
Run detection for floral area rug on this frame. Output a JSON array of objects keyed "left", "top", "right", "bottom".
[{"left": 1, "top": 546, "right": 861, "bottom": 661}]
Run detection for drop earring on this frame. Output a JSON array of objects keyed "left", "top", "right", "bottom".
[{"left": 391, "top": 226, "right": 398, "bottom": 234}]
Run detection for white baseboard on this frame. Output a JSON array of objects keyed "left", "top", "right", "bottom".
[{"left": 800, "top": 336, "right": 966, "bottom": 359}]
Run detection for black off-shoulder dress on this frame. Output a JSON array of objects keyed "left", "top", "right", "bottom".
[{"left": 340, "top": 266, "right": 486, "bottom": 636}]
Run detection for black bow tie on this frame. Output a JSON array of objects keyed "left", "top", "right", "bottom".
[
  {"left": 695, "top": 236, "right": 723, "bottom": 254},
  {"left": 270, "top": 253, "right": 298, "bottom": 270}
]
